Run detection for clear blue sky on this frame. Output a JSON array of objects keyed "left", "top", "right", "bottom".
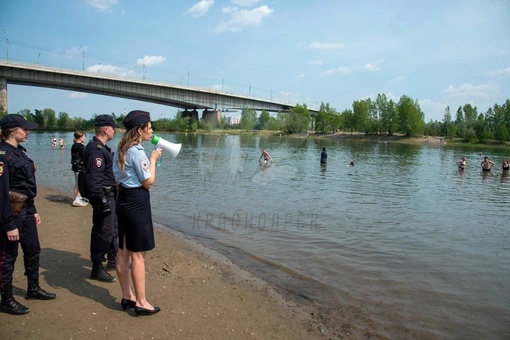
[{"left": 1, "top": 0, "right": 509, "bottom": 122}]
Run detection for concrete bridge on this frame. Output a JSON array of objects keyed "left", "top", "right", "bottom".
[{"left": 0, "top": 60, "right": 318, "bottom": 120}]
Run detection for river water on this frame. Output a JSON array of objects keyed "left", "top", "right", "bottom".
[{"left": 24, "top": 131, "right": 509, "bottom": 339}]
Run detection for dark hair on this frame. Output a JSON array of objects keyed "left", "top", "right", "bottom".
[
  {"left": 0, "top": 127, "right": 17, "bottom": 142},
  {"left": 73, "top": 131, "right": 85, "bottom": 143}
]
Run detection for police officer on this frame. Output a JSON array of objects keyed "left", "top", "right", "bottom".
[
  {"left": 113, "top": 110, "right": 162, "bottom": 315},
  {"left": 0, "top": 114, "right": 56, "bottom": 315},
  {"left": 84, "top": 114, "right": 120, "bottom": 282}
]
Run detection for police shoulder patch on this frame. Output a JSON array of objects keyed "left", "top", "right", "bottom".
[
  {"left": 95, "top": 158, "right": 103, "bottom": 168},
  {"left": 139, "top": 157, "right": 149, "bottom": 171},
  {"left": 0, "top": 161, "right": 4, "bottom": 176}
]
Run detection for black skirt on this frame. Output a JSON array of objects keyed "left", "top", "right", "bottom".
[{"left": 117, "top": 186, "right": 155, "bottom": 252}]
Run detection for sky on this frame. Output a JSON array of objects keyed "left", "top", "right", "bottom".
[{"left": 1, "top": 0, "right": 509, "bottom": 122}]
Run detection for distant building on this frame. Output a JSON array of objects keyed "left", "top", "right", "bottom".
[{"left": 226, "top": 116, "right": 241, "bottom": 125}]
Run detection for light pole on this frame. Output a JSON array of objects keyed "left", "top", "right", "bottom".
[
  {"left": 248, "top": 83, "right": 251, "bottom": 97},
  {"left": 142, "top": 61, "right": 145, "bottom": 80},
  {"left": 221, "top": 76, "right": 224, "bottom": 92},
  {"left": 38, "top": 53, "right": 41, "bottom": 64},
  {"left": 97, "top": 63, "right": 101, "bottom": 73},
  {"left": 80, "top": 45, "right": 84, "bottom": 71},
  {"left": 3, "top": 30, "right": 8, "bottom": 60},
  {"left": 186, "top": 67, "right": 189, "bottom": 86}
]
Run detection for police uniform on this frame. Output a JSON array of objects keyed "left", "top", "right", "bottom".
[
  {"left": 84, "top": 115, "right": 119, "bottom": 282},
  {"left": 0, "top": 114, "right": 56, "bottom": 316},
  {"left": 113, "top": 144, "right": 155, "bottom": 252},
  {"left": 113, "top": 110, "right": 161, "bottom": 316}
]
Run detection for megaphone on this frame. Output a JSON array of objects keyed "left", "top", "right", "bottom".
[{"left": 151, "top": 135, "right": 181, "bottom": 158}]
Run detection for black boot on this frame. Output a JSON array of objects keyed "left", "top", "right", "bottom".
[
  {"left": 26, "top": 278, "right": 57, "bottom": 300},
  {"left": 90, "top": 262, "right": 116, "bottom": 282},
  {"left": 106, "top": 253, "right": 116, "bottom": 270},
  {"left": 1, "top": 286, "right": 30, "bottom": 315}
]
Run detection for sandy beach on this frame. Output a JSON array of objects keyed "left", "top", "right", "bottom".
[{"left": 0, "top": 186, "right": 362, "bottom": 339}]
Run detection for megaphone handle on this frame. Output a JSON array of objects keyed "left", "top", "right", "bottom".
[{"left": 156, "top": 158, "right": 163, "bottom": 167}]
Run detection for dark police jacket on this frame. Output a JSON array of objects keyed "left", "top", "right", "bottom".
[
  {"left": 84, "top": 136, "right": 116, "bottom": 203},
  {"left": 0, "top": 149, "right": 16, "bottom": 232},
  {"left": 0, "top": 142, "right": 37, "bottom": 231}
]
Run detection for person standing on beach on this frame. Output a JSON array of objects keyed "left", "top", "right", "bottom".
[
  {"left": 113, "top": 110, "right": 162, "bottom": 316},
  {"left": 84, "top": 115, "right": 120, "bottom": 282},
  {"left": 0, "top": 114, "right": 56, "bottom": 315},
  {"left": 320, "top": 147, "right": 327, "bottom": 166},
  {"left": 71, "top": 131, "right": 88, "bottom": 207}
]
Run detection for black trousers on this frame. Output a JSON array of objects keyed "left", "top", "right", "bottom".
[
  {"left": 90, "top": 196, "right": 118, "bottom": 264},
  {"left": 0, "top": 202, "right": 40, "bottom": 289}
]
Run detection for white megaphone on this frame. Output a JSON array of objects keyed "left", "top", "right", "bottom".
[{"left": 151, "top": 135, "right": 181, "bottom": 158}]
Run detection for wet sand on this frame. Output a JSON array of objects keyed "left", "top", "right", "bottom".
[{"left": 0, "top": 186, "right": 365, "bottom": 339}]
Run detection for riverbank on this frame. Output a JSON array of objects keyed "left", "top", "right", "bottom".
[{"left": 0, "top": 186, "right": 357, "bottom": 339}]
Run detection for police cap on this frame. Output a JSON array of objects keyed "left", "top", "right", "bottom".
[
  {"left": 122, "top": 110, "right": 151, "bottom": 130},
  {"left": 0, "top": 114, "right": 38, "bottom": 130},
  {"left": 95, "top": 114, "right": 121, "bottom": 128}
]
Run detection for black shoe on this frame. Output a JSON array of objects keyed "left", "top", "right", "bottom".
[
  {"left": 26, "top": 287, "right": 56, "bottom": 300},
  {"left": 121, "top": 298, "right": 136, "bottom": 311},
  {"left": 1, "top": 298, "right": 30, "bottom": 315},
  {"left": 106, "top": 259, "right": 116, "bottom": 270},
  {"left": 134, "top": 306, "right": 161, "bottom": 316},
  {"left": 90, "top": 263, "right": 116, "bottom": 283}
]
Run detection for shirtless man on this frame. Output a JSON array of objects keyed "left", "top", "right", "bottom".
[{"left": 480, "top": 156, "right": 494, "bottom": 172}]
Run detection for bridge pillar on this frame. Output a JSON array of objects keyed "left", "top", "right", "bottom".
[
  {"left": 0, "top": 78, "right": 7, "bottom": 113},
  {"left": 182, "top": 109, "right": 199, "bottom": 120},
  {"left": 202, "top": 110, "right": 222, "bottom": 124}
]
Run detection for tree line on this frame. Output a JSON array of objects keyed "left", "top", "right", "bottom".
[{"left": 1, "top": 95, "right": 509, "bottom": 143}]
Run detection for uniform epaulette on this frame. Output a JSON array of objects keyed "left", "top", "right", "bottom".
[
  {"left": 96, "top": 144, "right": 103, "bottom": 149},
  {"left": 0, "top": 150, "right": 5, "bottom": 155}
]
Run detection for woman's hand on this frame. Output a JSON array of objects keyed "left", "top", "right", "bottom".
[{"left": 150, "top": 147, "right": 163, "bottom": 162}]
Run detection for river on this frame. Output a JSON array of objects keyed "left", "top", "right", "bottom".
[{"left": 25, "top": 131, "right": 510, "bottom": 339}]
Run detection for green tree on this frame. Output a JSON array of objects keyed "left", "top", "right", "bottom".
[
  {"left": 396, "top": 95, "right": 425, "bottom": 137},
  {"left": 258, "top": 110, "right": 270, "bottom": 130},
  {"left": 263, "top": 116, "right": 282, "bottom": 130},
  {"left": 341, "top": 109, "right": 355, "bottom": 134},
  {"left": 43, "top": 108, "right": 57, "bottom": 128},
  {"left": 240, "top": 108, "right": 257, "bottom": 130},
  {"left": 282, "top": 104, "right": 311, "bottom": 134},
  {"left": 352, "top": 99, "right": 376, "bottom": 134},
  {"left": 34, "top": 109, "right": 45, "bottom": 127},
  {"left": 57, "top": 111, "right": 70, "bottom": 129},
  {"left": 375, "top": 94, "right": 397, "bottom": 135}
]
